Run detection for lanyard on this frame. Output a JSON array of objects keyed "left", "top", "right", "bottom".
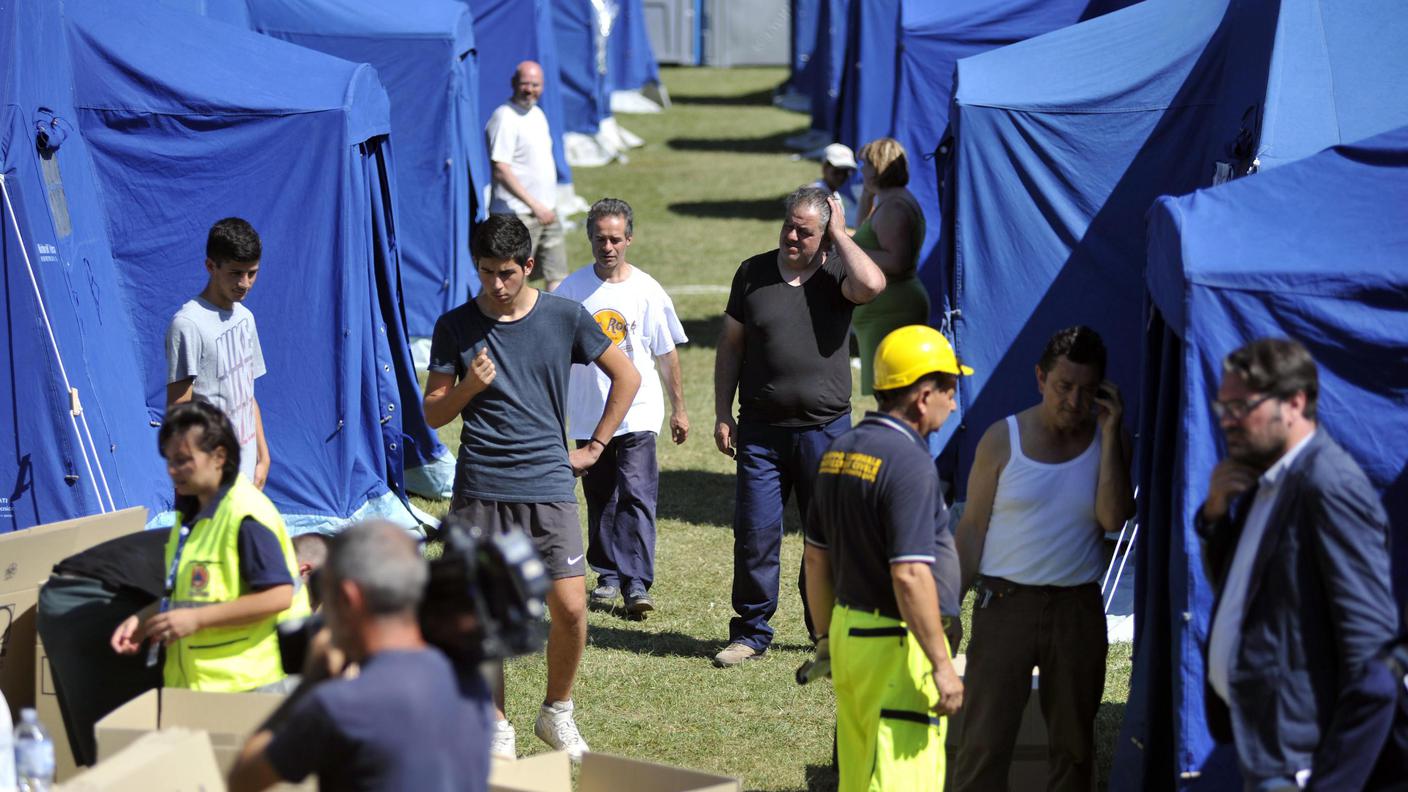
[{"left": 146, "top": 521, "right": 194, "bottom": 668}]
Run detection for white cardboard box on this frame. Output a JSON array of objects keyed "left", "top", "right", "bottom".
[{"left": 491, "top": 751, "right": 741, "bottom": 792}]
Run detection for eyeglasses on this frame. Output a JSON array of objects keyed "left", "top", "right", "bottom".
[{"left": 1211, "top": 393, "right": 1276, "bottom": 421}]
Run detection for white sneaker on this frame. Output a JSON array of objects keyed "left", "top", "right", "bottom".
[
  {"left": 490, "top": 719, "right": 516, "bottom": 761},
  {"left": 534, "top": 700, "right": 590, "bottom": 762}
]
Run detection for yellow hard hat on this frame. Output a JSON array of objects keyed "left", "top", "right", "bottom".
[{"left": 873, "top": 325, "right": 974, "bottom": 391}]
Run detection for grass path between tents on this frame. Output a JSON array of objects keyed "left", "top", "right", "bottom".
[{"left": 410, "top": 66, "right": 1131, "bottom": 791}]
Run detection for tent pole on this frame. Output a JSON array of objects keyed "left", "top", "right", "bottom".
[
  {"left": 1106, "top": 521, "right": 1139, "bottom": 615},
  {"left": 0, "top": 173, "right": 110, "bottom": 513}
]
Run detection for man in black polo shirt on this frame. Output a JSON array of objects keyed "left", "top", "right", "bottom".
[
  {"left": 802, "top": 325, "right": 971, "bottom": 792},
  {"left": 712, "top": 186, "right": 886, "bottom": 667}
]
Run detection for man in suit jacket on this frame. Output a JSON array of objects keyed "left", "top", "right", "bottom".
[{"left": 1199, "top": 337, "right": 1400, "bottom": 791}]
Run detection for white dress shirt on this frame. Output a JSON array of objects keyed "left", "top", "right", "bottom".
[{"left": 1207, "top": 430, "right": 1316, "bottom": 703}]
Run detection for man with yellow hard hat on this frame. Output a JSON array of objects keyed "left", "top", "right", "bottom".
[{"left": 802, "top": 324, "right": 972, "bottom": 792}]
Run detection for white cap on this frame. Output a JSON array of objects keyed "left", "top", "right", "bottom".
[{"left": 821, "top": 143, "right": 857, "bottom": 170}]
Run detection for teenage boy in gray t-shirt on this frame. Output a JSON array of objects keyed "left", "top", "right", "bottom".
[
  {"left": 165, "top": 217, "right": 270, "bottom": 488},
  {"left": 424, "top": 214, "right": 640, "bottom": 764}
]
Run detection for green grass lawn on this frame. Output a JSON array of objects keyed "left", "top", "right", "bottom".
[{"left": 411, "top": 66, "right": 1130, "bottom": 791}]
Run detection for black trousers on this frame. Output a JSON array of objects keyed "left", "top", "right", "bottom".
[{"left": 37, "top": 576, "right": 161, "bottom": 766}]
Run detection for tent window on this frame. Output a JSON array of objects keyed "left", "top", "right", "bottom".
[{"left": 40, "top": 155, "right": 72, "bottom": 238}]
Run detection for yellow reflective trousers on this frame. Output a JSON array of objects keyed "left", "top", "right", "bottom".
[{"left": 832, "top": 605, "right": 949, "bottom": 792}]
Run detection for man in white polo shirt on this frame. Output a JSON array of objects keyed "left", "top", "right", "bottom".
[
  {"left": 556, "top": 197, "right": 688, "bottom": 615},
  {"left": 485, "top": 60, "right": 568, "bottom": 291}
]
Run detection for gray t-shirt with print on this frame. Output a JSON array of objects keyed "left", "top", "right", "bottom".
[{"left": 165, "top": 297, "right": 266, "bottom": 480}]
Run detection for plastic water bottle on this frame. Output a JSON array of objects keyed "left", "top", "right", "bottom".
[
  {"left": 0, "top": 691, "right": 16, "bottom": 792},
  {"left": 13, "top": 709, "right": 53, "bottom": 792}
]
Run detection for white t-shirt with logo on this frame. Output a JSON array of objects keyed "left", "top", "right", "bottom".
[
  {"left": 556, "top": 266, "right": 687, "bottom": 439},
  {"left": 165, "top": 297, "right": 267, "bottom": 480},
  {"left": 485, "top": 101, "right": 557, "bottom": 215}
]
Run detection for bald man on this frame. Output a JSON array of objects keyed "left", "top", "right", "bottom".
[{"left": 486, "top": 61, "right": 568, "bottom": 291}]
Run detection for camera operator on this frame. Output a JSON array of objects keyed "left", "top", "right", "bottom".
[{"left": 229, "top": 521, "right": 492, "bottom": 792}]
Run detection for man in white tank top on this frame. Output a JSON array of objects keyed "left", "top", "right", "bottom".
[{"left": 953, "top": 326, "right": 1133, "bottom": 792}]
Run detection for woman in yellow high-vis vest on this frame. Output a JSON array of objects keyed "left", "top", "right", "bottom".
[{"left": 111, "top": 400, "right": 309, "bottom": 692}]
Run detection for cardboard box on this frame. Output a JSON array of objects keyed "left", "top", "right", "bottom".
[
  {"left": 57, "top": 728, "right": 222, "bottom": 791},
  {"left": 96, "top": 688, "right": 312, "bottom": 791},
  {"left": 946, "top": 654, "right": 1051, "bottom": 791},
  {"left": 490, "top": 751, "right": 741, "bottom": 792},
  {"left": 0, "top": 506, "right": 147, "bottom": 723}
]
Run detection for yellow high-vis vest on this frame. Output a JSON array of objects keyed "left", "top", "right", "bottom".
[{"left": 163, "top": 475, "right": 310, "bottom": 692}]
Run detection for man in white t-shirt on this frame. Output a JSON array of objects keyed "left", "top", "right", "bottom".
[
  {"left": 485, "top": 61, "right": 568, "bottom": 291},
  {"left": 165, "top": 217, "right": 270, "bottom": 487},
  {"left": 556, "top": 198, "right": 688, "bottom": 614}
]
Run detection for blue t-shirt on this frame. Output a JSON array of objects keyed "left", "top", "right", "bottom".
[
  {"left": 804, "top": 413, "right": 961, "bottom": 620},
  {"left": 429, "top": 292, "right": 610, "bottom": 503},
  {"left": 265, "top": 649, "right": 492, "bottom": 792}
]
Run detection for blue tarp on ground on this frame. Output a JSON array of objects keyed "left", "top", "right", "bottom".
[
  {"left": 65, "top": 0, "right": 432, "bottom": 533},
  {"left": 553, "top": 0, "right": 610, "bottom": 136},
  {"left": 604, "top": 0, "right": 661, "bottom": 95},
  {"left": 0, "top": 0, "right": 170, "bottom": 531},
  {"left": 933, "top": 0, "right": 1281, "bottom": 494},
  {"left": 466, "top": 0, "right": 573, "bottom": 186},
  {"left": 1121, "top": 123, "right": 1408, "bottom": 791},
  {"left": 242, "top": 0, "right": 493, "bottom": 342},
  {"left": 893, "top": 0, "right": 1133, "bottom": 322}
]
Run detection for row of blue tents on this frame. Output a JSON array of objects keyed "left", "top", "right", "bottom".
[
  {"left": 1, "top": 0, "right": 663, "bottom": 536},
  {"left": 784, "top": 0, "right": 1408, "bottom": 787}
]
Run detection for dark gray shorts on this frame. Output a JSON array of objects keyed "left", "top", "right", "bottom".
[{"left": 450, "top": 496, "right": 585, "bottom": 579}]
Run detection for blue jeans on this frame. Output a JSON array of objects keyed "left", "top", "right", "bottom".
[
  {"left": 729, "top": 414, "right": 850, "bottom": 650},
  {"left": 579, "top": 431, "right": 659, "bottom": 593}
]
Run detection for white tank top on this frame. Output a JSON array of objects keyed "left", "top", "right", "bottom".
[{"left": 979, "top": 415, "right": 1105, "bottom": 586}]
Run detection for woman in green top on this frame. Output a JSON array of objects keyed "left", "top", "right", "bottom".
[{"left": 851, "top": 137, "right": 930, "bottom": 395}]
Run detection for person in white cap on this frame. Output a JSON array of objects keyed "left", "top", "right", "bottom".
[{"left": 812, "top": 143, "right": 860, "bottom": 228}]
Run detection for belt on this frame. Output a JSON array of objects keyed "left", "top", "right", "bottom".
[{"left": 843, "top": 615, "right": 957, "bottom": 637}]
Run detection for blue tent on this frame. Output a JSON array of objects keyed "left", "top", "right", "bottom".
[
  {"left": 1118, "top": 123, "right": 1408, "bottom": 790},
  {"left": 807, "top": 0, "right": 849, "bottom": 135},
  {"left": 242, "top": 0, "right": 493, "bottom": 344},
  {"left": 891, "top": 0, "right": 1133, "bottom": 320},
  {"left": 932, "top": 0, "right": 1282, "bottom": 493},
  {"left": 467, "top": 0, "right": 573, "bottom": 187},
  {"left": 65, "top": 0, "right": 437, "bottom": 533},
  {"left": 786, "top": 0, "right": 821, "bottom": 97},
  {"left": 835, "top": 0, "right": 898, "bottom": 153},
  {"left": 0, "top": 0, "right": 170, "bottom": 531},
  {"left": 1114, "top": 2, "right": 1408, "bottom": 786},
  {"left": 552, "top": 0, "right": 610, "bottom": 137},
  {"left": 603, "top": 0, "right": 661, "bottom": 97}
]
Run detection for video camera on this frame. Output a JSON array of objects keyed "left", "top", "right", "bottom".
[{"left": 279, "top": 512, "right": 550, "bottom": 673}]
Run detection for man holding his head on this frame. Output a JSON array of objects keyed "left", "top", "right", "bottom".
[
  {"left": 486, "top": 61, "right": 568, "bottom": 291},
  {"left": 229, "top": 521, "right": 492, "bottom": 792},
  {"left": 1199, "top": 338, "right": 1398, "bottom": 790},
  {"left": 423, "top": 214, "right": 641, "bottom": 761},
  {"left": 803, "top": 325, "right": 970, "bottom": 792},
  {"left": 712, "top": 186, "right": 886, "bottom": 667}
]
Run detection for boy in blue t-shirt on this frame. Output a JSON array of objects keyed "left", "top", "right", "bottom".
[{"left": 422, "top": 214, "right": 640, "bottom": 762}]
